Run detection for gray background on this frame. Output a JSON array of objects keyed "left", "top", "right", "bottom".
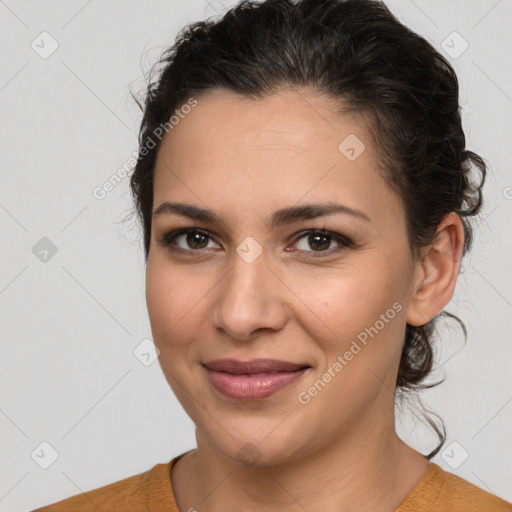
[{"left": 0, "top": 1, "right": 510, "bottom": 510}]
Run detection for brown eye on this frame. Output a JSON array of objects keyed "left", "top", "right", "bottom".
[
  {"left": 292, "top": 229, "right": 351, "bottom": 256},
  {"left": 160, "top": 227, "right": 352, "bottom": 257},
  {"left": 161, "top": 228, "right": 219, "bottom": 252},
  {"left": 182, "top": 231, "right": 209, "bottom": 249}
]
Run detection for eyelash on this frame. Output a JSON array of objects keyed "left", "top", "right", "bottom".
[{"left": 158, "top": 227, "right": 353, "bottom": 257}]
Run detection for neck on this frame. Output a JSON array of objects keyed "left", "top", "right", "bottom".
[{"left": 172, "top": 419, "right": 431, "bottom": 512}]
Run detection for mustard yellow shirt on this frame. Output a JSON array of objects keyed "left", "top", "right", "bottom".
[{"left": 33, "top": 452, "right": 512, "bottom": 511}]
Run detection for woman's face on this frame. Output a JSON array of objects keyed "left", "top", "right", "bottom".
[{"left": 146, "top": 88, "right": 421, "bottom": 466}]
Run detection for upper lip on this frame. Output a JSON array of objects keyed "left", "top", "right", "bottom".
[{"left": 203, "top": 358, "right": 310, "bottom": 374}]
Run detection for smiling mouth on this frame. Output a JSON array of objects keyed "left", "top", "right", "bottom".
[{"left": 202, "top": 358, "right": 311, "bottom": 400}]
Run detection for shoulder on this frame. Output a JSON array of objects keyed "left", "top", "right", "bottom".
[
  {"left": 31, "top": 459, "right": 176, "bottom": 512},
  {"left": 398, "top": 462, "right": 512, "bottom": 512},
  {"left": 438, "top": 467, "right": 512, "bottom": 511}
]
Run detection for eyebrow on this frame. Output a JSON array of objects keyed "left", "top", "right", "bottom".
[{"left": 152, "top": 201, "right": 371, "bottom": 228}]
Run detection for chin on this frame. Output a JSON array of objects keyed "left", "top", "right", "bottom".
[
  {"left": 199, "top": 416, "right": 313, "bottom": 469},
  {"left": 223, "top": 439, "right": 296, "bottom": 468}
]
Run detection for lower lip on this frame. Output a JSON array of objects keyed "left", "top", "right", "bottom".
[{"left": 205, "top": 367, "right": 309, "bottom": 400}]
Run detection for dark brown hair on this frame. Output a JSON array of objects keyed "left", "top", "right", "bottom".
[{"left": 128, "top": 0, "right": 486, "bottom": 459}]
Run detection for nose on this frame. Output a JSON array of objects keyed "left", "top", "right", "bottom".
[{"left": 212, "top": 247, "right": 289, "bottom": 342}]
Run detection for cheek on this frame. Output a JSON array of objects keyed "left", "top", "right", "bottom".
[
  {"left": 145, "top": 262, "right": 201, "bottom": 352},
  {"left": 296, "top": 269, "right": 408, "bottom": 415},
  {"left": 305, "top": 260, "right": 409, "bottom": 364},
  {"left": 145, "top": 264, "right": 206, "bottom": 400}
]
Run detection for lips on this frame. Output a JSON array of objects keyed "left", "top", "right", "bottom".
[
  {"left": 203, "top": 358, "right": 311, "bottom": 400},
  {"left": 203, "top": 358, "right": 309, "bottom": 374}
]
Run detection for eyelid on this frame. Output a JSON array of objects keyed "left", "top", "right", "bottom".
[
  {"left": 159, "top": 227, "right": 353, "bottom": 255},
  {"left": 159, "top": 227, "right": 220, "bottom": 250},
  {"left": 290, "top": 229, "right": 352, "bottom": 255}
]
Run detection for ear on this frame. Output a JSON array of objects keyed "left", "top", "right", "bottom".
[{"left": 406, "top": 212, "right": 465, "bottom": 327}]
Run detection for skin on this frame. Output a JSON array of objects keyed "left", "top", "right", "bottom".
[{"left": 145, "top": 87, "right": 464, "bottom": 512}]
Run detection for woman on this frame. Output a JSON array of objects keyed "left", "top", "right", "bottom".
[{"left": 34, "top": 0, "right": 511, "bottom": 510}]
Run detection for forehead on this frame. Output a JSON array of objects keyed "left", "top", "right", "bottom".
[
  {"left": 160, "top": 87, "right": 363, "bottom": 153},
  {"left": 152, "top": 88, "right": 399, "bottom": 224}
]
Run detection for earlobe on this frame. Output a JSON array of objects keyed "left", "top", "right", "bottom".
[{"left": 405, "top": 213, "right": 465, "bottom": 327}]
